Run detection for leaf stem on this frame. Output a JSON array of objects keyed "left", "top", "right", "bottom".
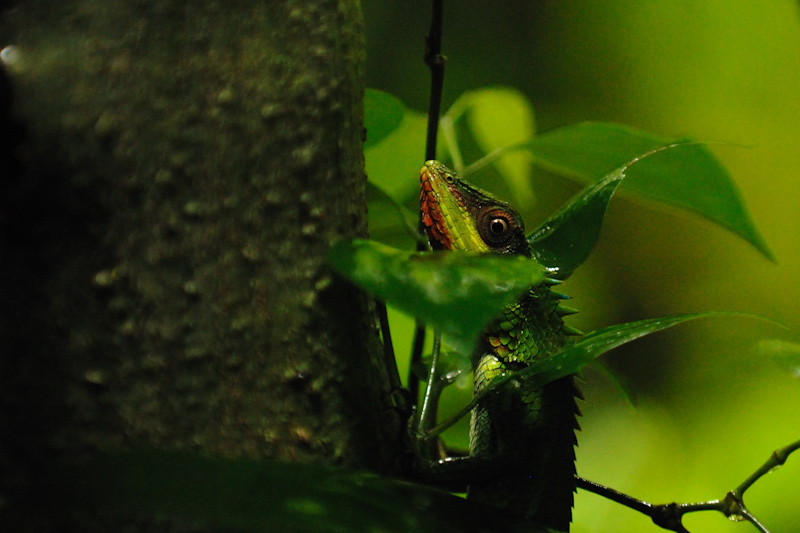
[{"left": 415, "top": 330, "right": 445, "bottom": 459}]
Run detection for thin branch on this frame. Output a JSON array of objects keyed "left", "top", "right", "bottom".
[
  {"left": 575, "top": 476, "right": 655, "bottom": 517},
  {"left": 407, "top": 320, "right": 425, "bottom": 402},
  {"left": 424, "top": 0, "right": 446, "bottom": 161},
  {"left": 375, "top": 302, "right": 398, "bottom": 388},
  {"left": 575, "top": 438, "right": 800, "bottom": 533},
  {"left": 738, "top": 506, "right": 770, "bottom": 533},
  {"left": 375, "top": 299, "right": 413, "bottom": 419},
  {"left": 409, "top": 0, "right": 447, "bottom": 410},
  {"left": 732, "top": 438, "right": 800, "bottom": 497}
]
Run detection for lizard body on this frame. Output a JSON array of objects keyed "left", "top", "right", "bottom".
[{"left": 419, "top": 160, "right": 581, "bottom": 532}]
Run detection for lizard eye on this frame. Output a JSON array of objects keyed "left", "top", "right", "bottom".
[{"left": 477, "top": 207, "right": 518, "bottom": 247}]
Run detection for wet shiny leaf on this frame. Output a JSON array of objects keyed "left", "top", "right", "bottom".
[
  {"left": 525, "top": 122, "right": 774, "bottom": 261},
  {"left": 329, "top": 239, "right": 545, "bottom": 352},
  {"left": 526, "top": 165, "right": 626, "bottom": 278}
]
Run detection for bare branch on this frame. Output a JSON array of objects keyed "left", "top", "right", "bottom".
[
  {"left": 409, "top": 0, "right": 447, "bottom": 406},
  {"left": 732, "top": 438, "right": 800, "bottom": 497},
  {"left": 576, "top": 438, "right": 800, "bottom": 532}
]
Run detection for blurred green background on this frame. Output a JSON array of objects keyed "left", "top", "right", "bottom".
[{"left": 363, "top": 1, "right": 800, "bottom": 531}]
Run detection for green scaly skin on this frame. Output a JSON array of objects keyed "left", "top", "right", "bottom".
[{"left": 419, "top": 160, "right": 581, "bottom": 532}]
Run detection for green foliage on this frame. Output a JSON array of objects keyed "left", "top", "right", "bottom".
[
  {"left": 360, "top": 5, "right": 800, "bottom": 532},
  {"left": 342, "top": 87, "right": 789, "bottom": 532},
  {"left": 516, "top": 313, "right": 737, "bottom": 390},
  {"left": 352, "top": 88, "right": 774, "bottom": 377},
  {"left": 364, "top": 89, "right": 406, "bottom": 149},
  {"left": 329, "top": 239, "right": 545, "bottom": 353},
  {"left": 363, "top": 94, "right": 428, "bottom": 208},
  {"left": 517, "top": 122, "right": 774, "bottom": 261},
  {"left": 526, "top": 162, "right": 627, "bottom": 278},
  {"left": 365, "top": 90, "right": 772, "bottom": 261},
  {"left": 430, "top": 313, "right": 729, "bottom": 438},
  {"left": 365, "top": 182, "right": 420, "bottom": 249},
  {"left": 444, "top": 87, "right": 538, "bottom": 208}
]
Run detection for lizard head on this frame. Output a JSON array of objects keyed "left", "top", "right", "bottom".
[{"left": 419, "top": 160, "right": 529, "bottom": 255}]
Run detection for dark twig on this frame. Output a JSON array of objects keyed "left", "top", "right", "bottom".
[
  {"left": 407, "top": 321, "right": 425, "bottom": 402},
  {"left": 423, "top": 0, "right": 446, "bottom": 161},
  {"left": 732, "top": 438, "right": 800, "bottom": 497},
  {"left": 576, "top": 438, "right": 800, "bottom": 532},
  {"left": 409, "top": 0, "right": 447, "bottom": 406},
  {"left": 574, "top": 476, "right": 656, "bottom": 517},
  {"left": 375, "top": 299, "right": 412, "bottom": 418}
]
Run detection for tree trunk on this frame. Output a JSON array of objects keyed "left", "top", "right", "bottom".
[{"left": 0, "top": 0, "right": 401, "bottom": 527}]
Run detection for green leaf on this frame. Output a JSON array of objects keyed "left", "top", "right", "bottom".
[
  {"left": 757, "top": 340, "right": 800, "bottom": 379},
  {"left": 526, "top": 164, "right": 626, "bottom": 278},
  {"left": 365, "top": 107, "right": 428, "bottom": 203},
  {"left": 453, "top": 87, "right": 537, "bottom": 210},
  {"left": 425, "top": 313, "right": 726, "bottom": 438},
  {"left": 366, "top": 181, "right": 421, "bottom": 250},
  {"left": 329, "top": 239, "right": 545, "bottom": 353},
  {"left": 364, "top": 88, "right": 405, "bottom": 149},
  {"left": 44, "top": 452, "right": 541, "bottom": 532},
  {"left": 515, "top": 313, "right": 733, "bottom": 390},
  {"left": 590, "top": 358, "right": 638, "bottom": 407},
  {"left": 524, "top": 122, "right": 774, "bottom": 261}
]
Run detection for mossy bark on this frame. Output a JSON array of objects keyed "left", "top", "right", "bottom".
[{"left": 0, "top": 0, "right": 402, "bottom": 526}]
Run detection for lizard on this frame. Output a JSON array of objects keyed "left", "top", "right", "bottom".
[{"left": 418, "top": 160, "right": 582, "bottom": 532}]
